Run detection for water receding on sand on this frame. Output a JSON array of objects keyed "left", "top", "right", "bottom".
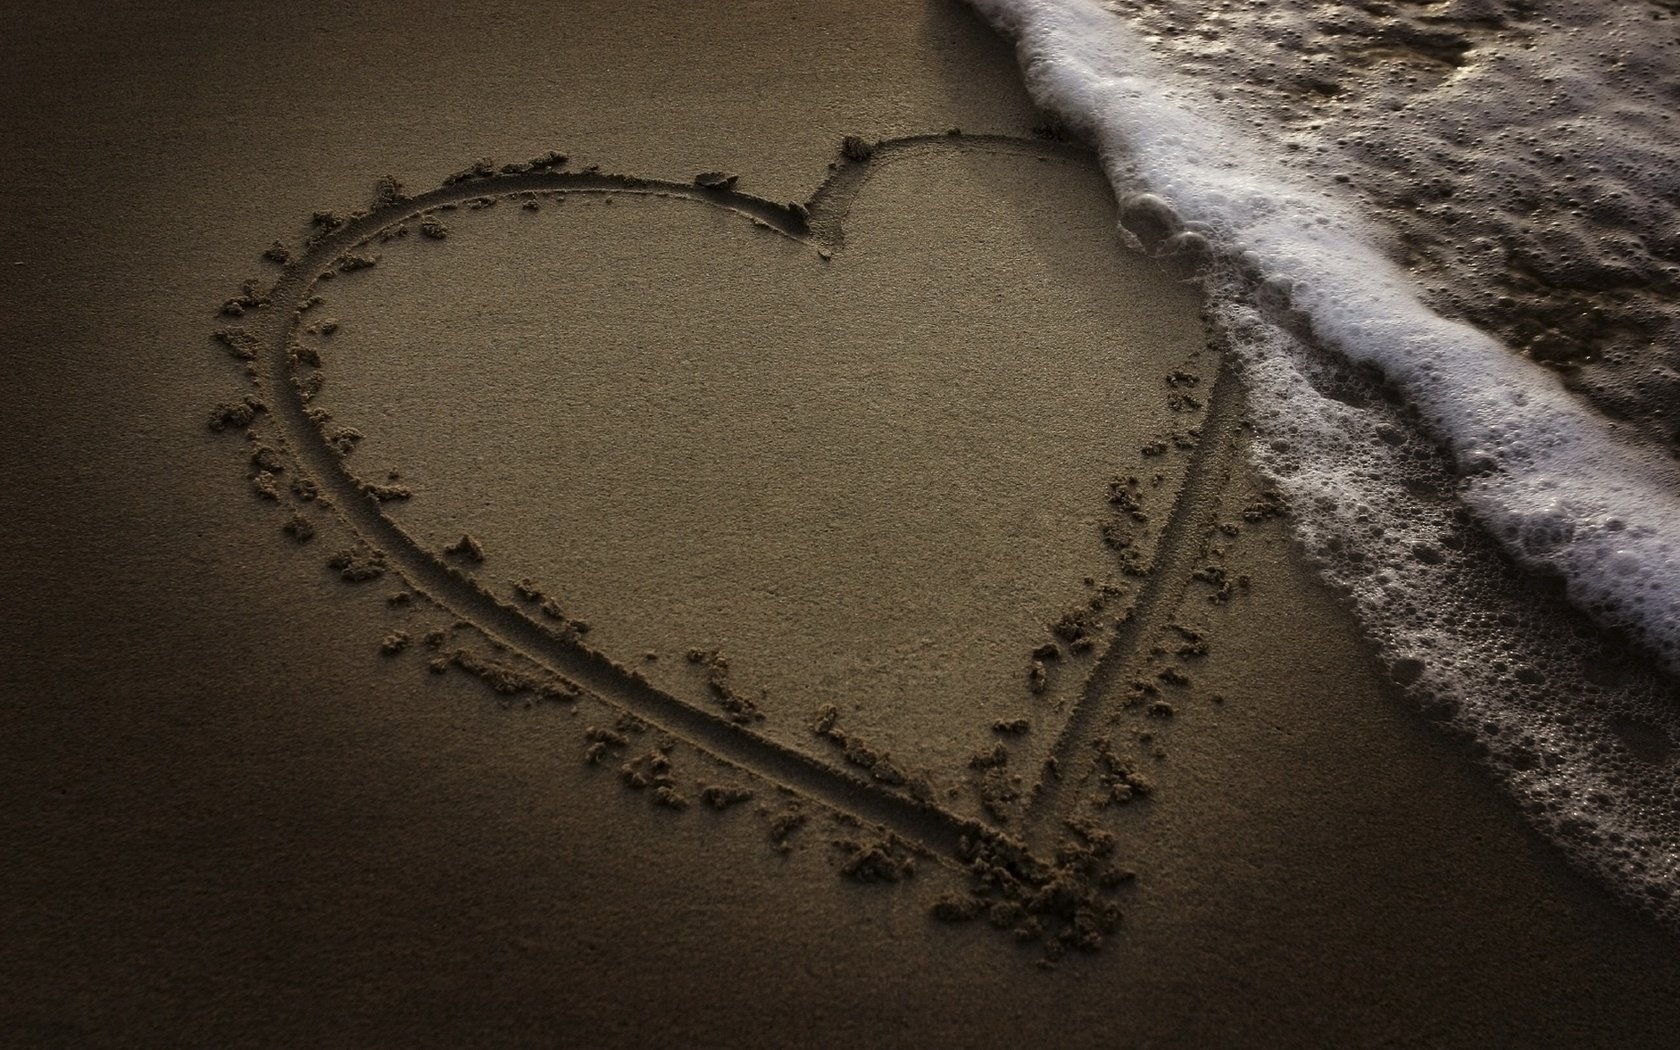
[{"left": 971, "top": 0, "right": 1680, "bottom": 921}]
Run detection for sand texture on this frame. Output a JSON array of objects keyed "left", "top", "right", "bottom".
[{"left": 4, "top": 1, "right": 1680, "bottom": 1046}]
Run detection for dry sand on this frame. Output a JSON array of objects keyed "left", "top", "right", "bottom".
[{"left": 4, "top": 0, "right": 1680, "bottom": 1045}]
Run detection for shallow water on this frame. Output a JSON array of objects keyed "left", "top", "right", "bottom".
[{"left": 971, "top": 0, "right": 1680, "bottom": 922}]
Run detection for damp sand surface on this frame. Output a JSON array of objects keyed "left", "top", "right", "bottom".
[
  {"left": 314, "top": 146, "right": 1206, "bottom": 810},
  {"left": 4, "top": 0, "right": 1680, "bottom": 1046}
]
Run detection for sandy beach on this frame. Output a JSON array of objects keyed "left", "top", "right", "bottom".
[{"left": 4, "top": 1, "right": 1680, "bottom": 1045}]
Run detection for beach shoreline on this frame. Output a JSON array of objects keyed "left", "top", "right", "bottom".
[{"left": 4, "top": 1, "right": 1680, "bottom": 1044}]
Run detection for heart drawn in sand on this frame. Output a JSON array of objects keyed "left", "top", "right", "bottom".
[{"left": 218, "top": 135, "right": 1235, "bottom": 946}]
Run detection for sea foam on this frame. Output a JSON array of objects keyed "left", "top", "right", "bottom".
[{"left": 969, "top": 0, "right": 1680, "bottom": 917}]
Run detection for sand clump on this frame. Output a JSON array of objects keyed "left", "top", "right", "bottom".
[
  {"left": 281, "top": 513, "right": 315, "bottom": 544},
  {"left": 509, "top": 578, "right": 594, "bottom": 639},
  {"left": 324, "top": 424, "right": 362, "bottom": 456},
  {"left": 206, "top": 396, "right": 264, "bottom": 432},
  {"left": 930, "top": 821, "right": 1134, "bottom": 965},
  {"left": 1107, "top": 475, "right": 1149, "bottom": 524},
  {"left": 372, "top": 174, "right": 406, "bottom": 209},
  {"left": 290, "top": 341, "right": 322, "bottom": 369},
  {"left": 1045, "top": 580, "right": 1129, "bottom": 661},
  {"left": 336, "top": 252, "right": 379, "bottom": 274},
  {"left": 327, "top": 546, "right": 386, "bottom": 582},
  {"left": 618, "top": 742, "right": 690, "bottom": 811},
  {"left": 213, "top": 326, "right": 261, "bottom": 361},
  {"left": 248, "top": 442, "right": 284, "bottom": 474},
  {"left": 1163, "top": 622, "right": 1209, "bottom": 659},
  {"left": 699, "top": 784, "right": 754, "bottom": 810},
  {"left": 584, "top": 725, "right": 631, "bottom": 766},
  {"left": 832, "top": 835, "right": 918, "bottom": 883},
  {"left": 442, "top": 158, "right": 497, "bottom": 186},
  {"left": 686, "top": 648, "right": 765, "bottom": 725},
  {"left": 361, "top": 480, "right": 412, "bottom": 502},
  {"left": 1091, "top": 738, "right": 1154, "bottom": 807},
  {"left": 249, "top": 472, "right": 281, "bottom": 501},
  {"left": 416, "top": 641, "right": 580, "bottom": 708},
  {"left": 220, "top": 278, "right": 270, "bottom": 318},
  {"left": 1190, "top": 564, "right": 1249, "bottom": 604},
  {"left": 969, "top": 742, "right": 1024, "bottom": 822},
  {"left": 765, "top": 805, "right": 809, "bottom": 854},
  {"left": 810, "top": 704, "right": 919, "bottom": 794},
  {"left": 443, "top": 533, "right": 486, "bottom": 563}
]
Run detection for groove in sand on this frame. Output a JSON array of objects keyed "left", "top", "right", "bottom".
[{"left": 246, "top": 135, "right": 1234, "bottom": 863}]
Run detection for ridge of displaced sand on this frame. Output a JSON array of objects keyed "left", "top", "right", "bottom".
[{"left": 209, "top": 134, "right": 1238, "bottom": 959}]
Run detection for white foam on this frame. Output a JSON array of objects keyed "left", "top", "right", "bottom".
[
  {"left": 970, "top": 0, "right": 1680, "bottom": 666},
  {"left": 968, "top": 0, "right": 1680, "bottom": 918}
]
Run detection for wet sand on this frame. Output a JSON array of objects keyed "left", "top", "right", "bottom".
[{"left": 4, "top": 0, "right": 1680, "bottom": 1045}]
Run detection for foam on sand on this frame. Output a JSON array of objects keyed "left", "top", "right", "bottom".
[{"left": 970, "top": 0, "right": 1680, "bottom": 920}]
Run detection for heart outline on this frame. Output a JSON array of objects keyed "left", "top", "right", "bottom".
[{"left": 230, "top": 133, "right": 1238, "bottom": 861}]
